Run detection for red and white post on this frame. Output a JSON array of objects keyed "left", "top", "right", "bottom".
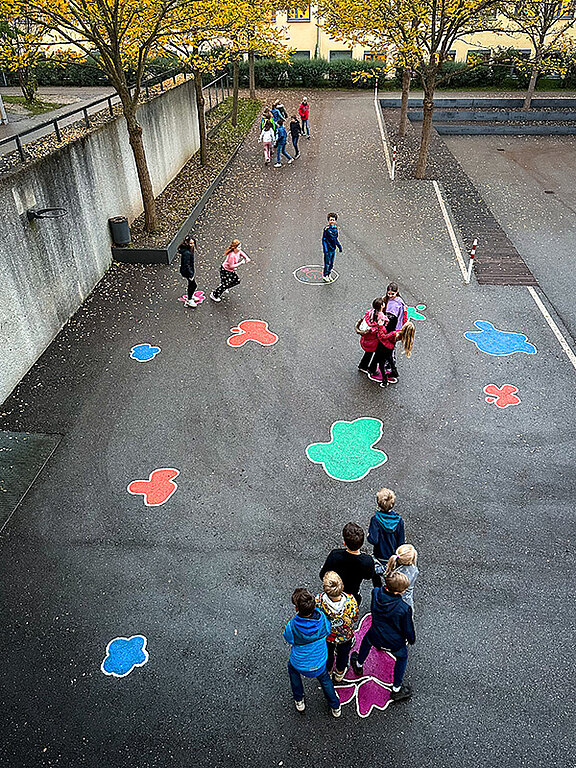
[
  {"left": 391, "top": 145, "right": 397, "bottom": 181},
  {"left": 466, "top": 238, "right": 477, "bottom": 284}
]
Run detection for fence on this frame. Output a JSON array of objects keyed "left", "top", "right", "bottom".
[{"left": 0, "top": 69, "right": 229, "bottom": 166}]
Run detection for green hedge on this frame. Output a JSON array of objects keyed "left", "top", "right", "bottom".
[
  {"left": 237, "top": 57, "right": 390, "bottom": 89},
  {"left": 237, "top": 56, "right": 576, "bottom": 91}
]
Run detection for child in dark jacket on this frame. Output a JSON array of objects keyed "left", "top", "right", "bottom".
[
  {"left": 283, "top": 588, "right": 342, "bottom": 716},
  {"left": 320, "top": 522, "right": 377, "bottom": 606},
  {"left": 322, "top": 212, "right": 342, "bottom": 282},
  {"left": 289, "top": 116, "right": 302, "bottom": 158},
  {"left": 178, "top": 235, "right": 198, "bottom": 307},
  {"left": 368, "top": 488, "right": 405, "bottom": 565},
  {"left": 350, "top": 571, "right": 415, "bottom": 701}
]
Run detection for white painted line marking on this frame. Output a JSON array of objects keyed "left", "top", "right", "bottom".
[
  {"left": 432, "top": 180, "right": 468, "bottom": 281},
  {"left": 527, "top": 286, "right": 576, "bottom": 371},
  {"left": 374, "top": 87, "right": 392, "bottom": 179}
]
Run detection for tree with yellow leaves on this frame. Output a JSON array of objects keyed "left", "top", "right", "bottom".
[
  {"left": 318, "top": 0, "right": 501, "bottom": 177},
  {"left": 0, "top": 0, "right": 46, "bottom": 103},
  {"left": 499, "top": 0, "right": 576, "bottom": 109},
  {"left": 21, "top": 0, "right": 232, "bottom": 232}
]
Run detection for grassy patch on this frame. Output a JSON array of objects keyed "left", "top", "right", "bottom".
[{"left": 2, "top": 95, "right": 67, "bottom": 114}]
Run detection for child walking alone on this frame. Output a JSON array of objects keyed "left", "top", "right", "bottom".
[
  {"left": 385, "top": 544, "right": 419, "bottom": 610},
  {"left": 283, "top": 588, "right": 342, "bottom": 716},
  {"left": 210, "top": 240, "right": 251, "bottom": 303},
  {"left": 322, "top": 212, "right": 342, "bottom": 282},
  {"left": 258, "top": 120, "right": 275, "bottom": 165},
  {"left": 298, "top": 97, "right": 310, "bottom": 136},
  {"left": 368, "top": 488, "right": 406, "bottom": 566},
  {"left": 316, "top": 572, "right": 358, "bottom": 682}
]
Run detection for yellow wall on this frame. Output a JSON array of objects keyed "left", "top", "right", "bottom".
[{"left": 276, "top": 5, "right": 576, "bottom": 62}]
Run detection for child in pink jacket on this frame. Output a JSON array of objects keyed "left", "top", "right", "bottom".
[{"left": 210, "top": 240, "right": 251, "bottom": 302}]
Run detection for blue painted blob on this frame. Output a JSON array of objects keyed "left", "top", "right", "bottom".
[
  {"left": 101, "top": 635, "right": 149, "bottom": 678},
  {"left": 464, "top": 321, "right": 537, "bottom": 356},
  {"left": 130, "top": 344, "right": 161, "bottom": 362}
]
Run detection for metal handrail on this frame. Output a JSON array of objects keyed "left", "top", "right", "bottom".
[{"left": 0, "top": 67, "right": 192, "bottom": 162}]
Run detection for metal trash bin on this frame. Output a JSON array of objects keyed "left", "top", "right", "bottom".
[{"left": 108, "top": 216, "right": 131, "bottom": 247}]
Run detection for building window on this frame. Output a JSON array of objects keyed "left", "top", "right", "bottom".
[
  {"left": 330, "top": 50, "right": 353, "bottom": 60},
  {"left": 364, "top": 51, "right": 387, "bottom": 61},
  {"left": 445, "top": 50, "right": 457, "bottom": 62},
  {"left": 287, "top": 6, "right": 310, "bottom": 21},
  {"left": 466, "top": 49, "right": 491, "bottom": 65},
  {"left": 291, "top": 50, "right": 311, "bottom": 59}
]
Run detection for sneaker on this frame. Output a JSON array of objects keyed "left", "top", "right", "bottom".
[
  {"left": 209, "top": 292, "right": 221, "bottom": 302},
  {"left": 185, "top": 299, "right": 198, "bottom": 307},
  {"left": 387, "top": 377, "right": 398, "bottom": 384},
  {"left": 224, "top": 289, "right": 230, "bottom": 294},
  {"left": 287, "top": 158, "right": 294, "bottom": 164},
  {"left": 380, "top": 380, "right": 388, "bottom": 388},
  {"left": 390, "top": 684, "right": 412, "bottom": 702},
  {"left": 322, "top": 275, "right": 330, "bottom": 282},
  {"left": 350, "top": 652, "right": 364, "bottom": 677},
  {"left": 368, "top": 371, "right": 383, "bottom": 382},
  {"left": 333, "top": 668, "right": 347, "bottom": 683},
  {"left": 294, "top": 699, "right": 305, "bottom": 712},
  {"left": 295, "top": 152, "right": 300, "bottom": 158},
  {"left": 274, "top": 162, "right": 281, "bottom": 167},
  {"left": 331, "top": 706, "right": 342, "bottom": 718}
]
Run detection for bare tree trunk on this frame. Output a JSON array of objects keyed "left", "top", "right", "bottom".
[
  {"left": 123, "top": 106, "right": 157, "bottom": 232},
  {"left": 248, "top": 51, "right": 256, "bottom": 99},
  {"left": 415, "top": 68, "right": 436, "bottom": 179},
  {"left": 398, "top": 68, "right": 411, "bottom": 138},
  {"left": 18, "top": 67, "right": 37, "bottom": 103},
  {"left": 193, "top": 70, "right": 208, "bottom": 166},
  {"left": 232, "top": 59, "right": 239, "bottom": 127},
  {"left": 523, "top": 66, "right": 538, "bottom": 110}
]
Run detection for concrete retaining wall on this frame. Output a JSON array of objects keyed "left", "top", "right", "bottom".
[{"left": 0, "top": 80, "right": 199, "bottom": 404}]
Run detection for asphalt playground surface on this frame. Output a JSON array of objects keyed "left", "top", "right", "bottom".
[{"left": 1, "top": 91, "right": 575, "bottom": 768}]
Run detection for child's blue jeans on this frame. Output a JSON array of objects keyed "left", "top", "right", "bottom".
[
  {"left": 323, "top": 249, "right": 335, "bottom": 276},
  {"left": 357, "top": 632, "right": 409, "bottom": 688},
  {"left": 276, "top": 141, "right": 292, "bottom": 163},
  {"left": 288, "top": 662, "right": 340, "bottom": 709}
]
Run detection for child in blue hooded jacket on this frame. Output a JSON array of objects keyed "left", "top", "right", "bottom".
[
  {"left": 283, "top": 588, "right": 342, "bottom": 716},
  {"left": 368, "top": 487, "right": 405, "bottom": 566},
  {"left": 322, "top": 212, "right": 342, "bottom": 282}
]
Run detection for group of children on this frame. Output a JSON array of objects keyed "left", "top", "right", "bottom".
[
  {"left": 258, "top": 97, "right": 310, "bottom": 167},
  {"left": 284, "top": 488, "right": 418, "bottom": 716}
]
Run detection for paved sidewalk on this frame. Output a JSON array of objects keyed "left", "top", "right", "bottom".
[
  {"left": 0, "top": 90, "right": 574, "bottom": 768},
  {"left": 0, "top": 86, "right": 114, "bottom": 154}
]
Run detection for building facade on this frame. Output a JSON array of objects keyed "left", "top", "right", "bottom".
[{"left": 274, "top": 4, "right": 576, "bottom": 64}]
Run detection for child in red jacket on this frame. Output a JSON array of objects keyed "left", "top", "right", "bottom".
[{"left": 298, "top": 98, "right": 310, "bottom": 137}]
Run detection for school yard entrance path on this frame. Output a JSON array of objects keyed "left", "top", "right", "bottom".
[{"left": 0, "top": 90, "right": 574, "bottom": 768}]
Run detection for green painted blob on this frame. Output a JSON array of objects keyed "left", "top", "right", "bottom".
[
  {"left": 406, "top": 304, "right": 427, "bottom": 321},
  {"left": 306, "top": 417, "right": 388, "bottom": 482}
]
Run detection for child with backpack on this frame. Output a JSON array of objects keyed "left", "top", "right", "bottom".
[
  {"left": 316, "top": 572, "right": 358, "bottom": 682},
  {"left": 283, "top": 588, "right": 342, "bottom": 716}
]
